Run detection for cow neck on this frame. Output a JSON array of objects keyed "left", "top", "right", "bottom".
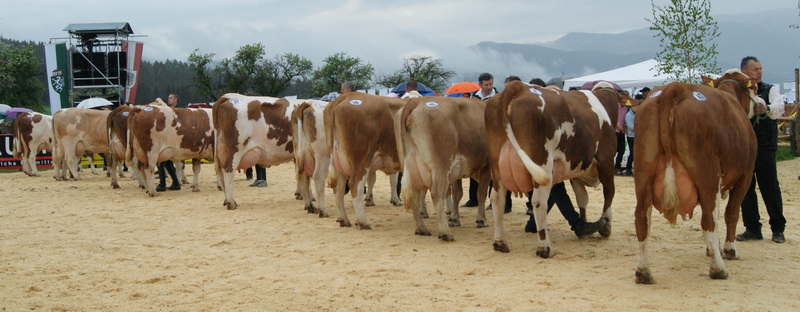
[{"left": 716, "top": 78, "right": 762, "bottom": 123}]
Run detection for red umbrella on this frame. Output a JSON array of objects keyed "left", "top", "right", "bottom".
[{"left": 445, "top": 81, "right": 480, "bottom": 94}]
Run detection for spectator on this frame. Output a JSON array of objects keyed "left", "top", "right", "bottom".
[{"left": 156, "top": 93, "right": 181, "bottom": 192}]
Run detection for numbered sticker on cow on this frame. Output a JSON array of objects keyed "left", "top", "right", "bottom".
[
  {"left": 230, "top": 98, "right": 241, "bottom": 104},
  {"left": 529, "top": 88, "right": 542, "bottom": 95},
  {"left": 425, "top": 102, "right": 439, "bottom": 107},
  {"left": 649, "top": 90, "right": 663, "bottom": 98},
  {"left": 143, "top": 107, "right": 153, "bottom": 112},
  {"left": 692, "top": 91, "right": 707, "bottom": 101},
  {"left": 350, "top": 100, "right": 362, "bottom": 106}
]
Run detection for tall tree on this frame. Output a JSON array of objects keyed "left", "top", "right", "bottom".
[
  {"left": 310, "top": 52, "right": 374, "bottom": 97},
  {"left": 251, "top": 53, "right": 313, "bottom": 97},
  {"left": 217, "top": 43, "right": 265, "bottom": 94},
  {"left": 0, "top": 41, "right": 44, "bottom": 111},
  {"left": 187, "top": 49, "right": 223, "bottom": 102},
  {"left": 646, "top": 0, "right": 720, "bottom": 83},
  {"left": 375, "top": 55, "right": 455, "bottom": 93}
]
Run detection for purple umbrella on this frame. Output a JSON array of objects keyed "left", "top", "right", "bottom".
[
  {"left": 4, "top": 107, "right": 33, "bottom": 119},
  {"left": 580, "top": 80, "right": 622, "bottom": 91}
]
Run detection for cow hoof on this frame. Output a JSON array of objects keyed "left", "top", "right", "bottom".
[
  {"left": 111, "top": 183, "right": 120, "bottom": 189},
  {"left": 337, "top": 218, "right": 352, "bottom": 227},
  {"left": 295, "top": 192, "right": 303, "bottom": 200},
  {"left": 217, "top": 186, "right": 223, "bottom": 191},
  {"left": 106, "top": 172, "right": 111, "bottom": 178},
  {"left": 415, "top": 229, "right": 432, "bottom": 236},
  {"left": 420, "top": 211, "right": 429, "bottom": 219},
  {"left": 191, "top": 187, "right": 200, "bottom": 192},
  {"left": 390, "top": 199, "right": 403, "bottom": 206},
  {"left": 475, "top": 220, "right": 488, "bottom": 228},
  {"left": 365, "top": 201, "right": 376, "bottom": 207},
  {"left": 448, "top": 218, "right": 461, "bottom": 227},
  {"left": 438, "top": 234, "right": 454, "bottom": 242},
  {"left": 355, "top": 222, "right": 371, "bottom": 230},
  {"left": 535, "top": 247, "right": 553, "bottom": 258},
  {"left": 317, "top": 211, "right": 329, "bottom": 218},
  {"left": 723, "top": 249, "right": 738, "bottom": 260},
  {"left": 598, "top": 221, "right": 612, "bottom": 238},
  {"left": 709, "top": 269, "right": 729, "bottom": 280},
  {"left": 225, "top": 201, "right": 238, "bottom": 210},
  {"left": 635, "top": 269, "right": 655, "bottom": 284},
  {"left": 305, "top": 204, "right": 318, "bottom": 214},
  {"left": 493, "top": 241, "right": 510, "bottom": 253}
]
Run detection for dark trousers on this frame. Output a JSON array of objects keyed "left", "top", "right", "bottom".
[
  {"left": 741, "top": 149, "right": 785, "bottom": 233},
  {"left": 614, "top": 132, "right": 627, "bottom": 169},
  {"left": 158, "top": 160, "right": 178, "bottom": 186},
  {"left": 255, "top": 165, "right": 266, "bottom": 180},
  {"left": 625, "top": 136, "right": 635, "bottom": 171},
  {"left": 468, "top": 178, "right": 511, "bottom": 208},
  {"left": 525, "top": 182, "right": 584, "bottom": 233}
]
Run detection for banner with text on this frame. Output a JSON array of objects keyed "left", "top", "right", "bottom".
[{"left": 0, "top": 134, "right": 52, "bottom": 170}]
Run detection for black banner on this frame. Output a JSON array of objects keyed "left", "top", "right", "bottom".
[{"left": 0, "top": 134, "right": 52, "bottom": 169}]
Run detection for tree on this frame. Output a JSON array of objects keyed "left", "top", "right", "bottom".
[
  {"left": 375, "top": 55, "right": 455, "bottom": 93},
  {"left": 646, "top": 0, "right": 720, "bottom": 83},
  {"left": 0, "top": 41, "right": 44, "bottom": 111},
  {"left": 217, "top": 43, "right": 265, "bottom": 94},
  {"left": 310, "top": 52, "right": 374, "bottom": 97},
  {"left": 251, "top": 53, "right": 313, "bottom": 97},
  {"left": 187, "top": 49, "right": 223, "bottom": 102}
]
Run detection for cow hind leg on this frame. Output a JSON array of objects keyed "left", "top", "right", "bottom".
[
  {"left": 352, "top": 173, "right": 371, "bottom": 230},
  {"left": 334, "top": 172, "right": 351, "bottom": 227},
  {"left": 312, "top": 157, "right": 331, "bottom": 218},
  {"left": 191, "top": 159, "right": 201, "bottom": 192},
  {"left": 389, "top": 172, "right": 403, "bottom": 206},
  {"left": 364, "top": 171, "right": 376, "bottom": 207},
  {"left": 491, "top": 182, "right": 511, "bottom": 253},
  {"left": 635, "top": 200, "right": 655, "bottom": 284},
  {"left": 448, "top": 182, "right": 461, "bottom": 227},
  {"left": 701, "top": 190, "right": 728, "bottom": 280},
  {"left": 432, "top": 178, "right": 454, "bottom": 241}
]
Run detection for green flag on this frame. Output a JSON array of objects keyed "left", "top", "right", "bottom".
[{"left": 45, "top": 43, "right": 71, "bottom": 114}]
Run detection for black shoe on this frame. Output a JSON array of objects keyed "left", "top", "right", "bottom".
[
  {"left": 461, "top": 200, "right": 478, "bottom": 207},
  {"left": 772, "top": 232, "right": 786, "bottom": 243},
  {"left": 736, "top": 230, "right": 763, "bottom": 241},
  {"left": 574, "top": 218, "right": 607, "bottom": 238},
  {"left": 167, "top": 184, "right": 181, "bottom": 191},
  {"left": 525, "top": 202, "right": 533, "bottom": 216},
  {"left": 623, "top": 170, "right": 633, "bottom": 176},
  {"left": 156, "top": 184, "right": 167, "bottom": 192}
]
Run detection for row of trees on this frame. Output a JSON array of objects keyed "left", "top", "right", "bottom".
[{"left": 187, "top": 43, "right": 455, "bottom": 102}]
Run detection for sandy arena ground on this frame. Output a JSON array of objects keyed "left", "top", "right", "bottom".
[{"left": 1, "top": 159, "right": 799, "bottom": 311}]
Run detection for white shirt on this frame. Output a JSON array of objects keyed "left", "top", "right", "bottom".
[{"left": 764, "top": 84, "right": 784, "bottom": 119}]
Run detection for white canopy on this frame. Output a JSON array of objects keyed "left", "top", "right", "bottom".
[{"left": 563, "top": 59, "right": 673, "bottom": 90}]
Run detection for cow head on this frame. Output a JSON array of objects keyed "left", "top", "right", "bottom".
[{"left": 703, "top": 70, "right": 758, "bottom": 119}]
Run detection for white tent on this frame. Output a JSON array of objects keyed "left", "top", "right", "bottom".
[{"left": 563, "top": 59, "right": 673, "bottom": 90}]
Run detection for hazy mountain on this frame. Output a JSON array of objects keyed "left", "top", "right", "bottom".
[{"left": 470, "top": 9, "right": 799, "bottom": 89}]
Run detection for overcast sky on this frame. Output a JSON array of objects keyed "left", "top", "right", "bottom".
[{"left": 1, "top": 0, "right": 796, "bottom": 79}]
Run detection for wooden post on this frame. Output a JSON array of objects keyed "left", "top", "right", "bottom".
[{"left": 792, "top": 115, "right": 798, "bottom": 156}]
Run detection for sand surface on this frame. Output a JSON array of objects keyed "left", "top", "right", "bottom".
[{"left": 1, "top": 159, "right": 799, "bottom": 311}]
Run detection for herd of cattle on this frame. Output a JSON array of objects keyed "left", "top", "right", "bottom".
[{"left": 11, "top": 70, "right": 762, "bottom": 284}]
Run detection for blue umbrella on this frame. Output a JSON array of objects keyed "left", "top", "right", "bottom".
[{"left": 392, "top": 82, "right": 434, "bottom": 96}]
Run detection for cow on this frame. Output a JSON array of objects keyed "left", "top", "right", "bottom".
[
  {"left": 485, "top": 81, "right": 623, "bottom": 258},
  {"left": 324, "top": 92, "right": 405, "bottom": 229},
  {"left": 13, "top": 112, "right": 53, "bottom": 177},
  {"left": 291, "top": 101, "right": 332, "bottom": 217},
  {"left": 127, "top": 103, "right": 215, "bottom": 196},
  {"left": 395, "top": 96, "right": 491, "bottom": 241},
  {"left": 107, "top": 105, "right": 140, "bottom": 188},
  {"left": 52, "top": 108, "right": 111, "bottom": 181},
  {"left": 633, "top": 70, "right": 758, "bottom": 283},
  {"left": 213, "top": 94, "right": 328, "bottom": 209}
]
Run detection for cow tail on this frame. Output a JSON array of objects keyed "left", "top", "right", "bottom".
[
  {"left": 12, "top": 117, "right": 21, "bottom": 157},
  {"left": 293, "top": 102, "right": 311, "bottom": 174},
  {"left": 657, "top": 85, "right": 681, "bottom": 224}
]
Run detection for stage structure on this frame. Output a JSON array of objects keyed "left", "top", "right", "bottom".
[{"left": 45, "top": 22, "right": 144, "bottom": 114}]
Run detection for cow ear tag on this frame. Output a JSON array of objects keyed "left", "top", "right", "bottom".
[
  {"left": 349, "top": 100, "right": 362, "bottom": 106},
  {"left": 425, "top": 102, "right": 438, "bottom": 107},
  {"left": 708, "top": 81, "right": 715, "bottom": 88},
  {"left": 625, "top": 100, "right": 632, "bottom": 107},
  {"left": 747, "top": 81, "right": 752, "bottom": 88},
  {"left": 649, "top": 90, "right": 663, "bottom": 98},
  {"left": 692, "top": 91, "right": 707, "bottom": 101},
  {"left": 529, "top": 88, "right": 542, "bottom": 95},
  {"left": 143, "top": 107, "right": 153, "bottom": 112}
]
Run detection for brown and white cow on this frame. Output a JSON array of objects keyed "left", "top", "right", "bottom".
[
  {"left": 213, "top": 94, "right": 327, "bottom": 209},
  {"left": 127, "top": 104, "right": 215, "bottom": 196},
  {"left": 52, "top": 108, "right": 111, "bottom": 181},
  {"left": 291, "top": 101, "right": 332, "bottom": 217},
  {"left": 633, "top": 70, "right": 758, "bottom": 283},
  {"left": 107, "top": 105, "right": 139, "bottom": 188},
  {"left": 324, "top": 92, "right": 405, "bottom": 229},
  {"left": 486, "top": 81, "right": 621, "bottom": 257},
  {"left": 13, "top": 112, "right": 53, "bottom": 177},
  {"left": 395, "top": 96, "right": 491, "bottom": 241}
]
